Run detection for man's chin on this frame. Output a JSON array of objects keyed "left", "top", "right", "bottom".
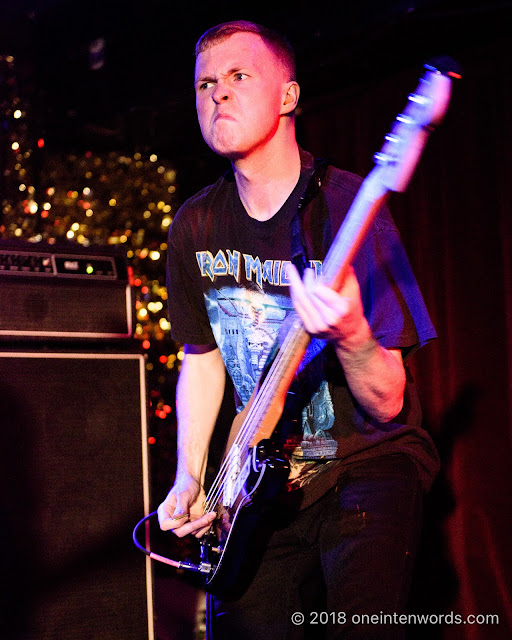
[{"left": 207, "top": 142, "right": 244, "bottom": 162}]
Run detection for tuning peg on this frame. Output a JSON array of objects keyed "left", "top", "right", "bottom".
[
  {"left": 425, "top": 56, "right": 462, "bottom": 79},
  {"left": 373, "top": 151, "right": 395, "bottom": 166},
  {"left": 408, "top": 92, "right": 430, "bottom": 105},
  {"left": 396, "top": 113, "right": 415, "bottom": 125},
  {"left": 384, "top": 133, "right": 400, "bottom": 144}
]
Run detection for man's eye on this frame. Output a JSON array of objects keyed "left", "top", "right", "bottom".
[
  {"left": 234, "top": 73, "right": 247, "bottom": 81},
  {"left": 198, "top": 81, "right": 214, "bottom": 91}
]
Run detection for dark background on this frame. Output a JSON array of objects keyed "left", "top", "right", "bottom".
[
  {"left": 2, "top": 0, "right": 509, "bottom": 189},
  {"left": 1, "top": 1, "right": 511, "bottom": 638}
]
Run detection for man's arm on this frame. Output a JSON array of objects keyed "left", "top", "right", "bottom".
[
  {"left": 157, "top": 343, "right": 226, "bottom": 538},
  {"left": 288, "top": 265, "right": 406, "bottom": 423}
]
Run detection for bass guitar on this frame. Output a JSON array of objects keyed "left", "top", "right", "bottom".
[{"left": 199, "top": 62, "right": 455, "bottom": 595}]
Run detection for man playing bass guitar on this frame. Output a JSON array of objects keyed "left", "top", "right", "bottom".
[{"left": 158, "top": 20, "right": 440, "bottom": 639}]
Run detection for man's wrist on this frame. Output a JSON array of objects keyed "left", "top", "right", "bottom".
[
  {"left": 175, "top": 465, "right": 203, "bottom": 485},
  {"left": 333, "top": 319, "right": 377, "bottom": 357}
]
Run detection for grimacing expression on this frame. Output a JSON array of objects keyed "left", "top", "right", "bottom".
[{"left": 195, "top": 32, "right": 294, "bottom": 159}]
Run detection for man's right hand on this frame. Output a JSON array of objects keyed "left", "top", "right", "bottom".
[{"left": 157, "top": 473, "right": 216, "bottom": 538}]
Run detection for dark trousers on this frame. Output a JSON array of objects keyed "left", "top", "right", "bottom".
[{"left": 208, "top": 454, "right": 423, "bottom": 640}]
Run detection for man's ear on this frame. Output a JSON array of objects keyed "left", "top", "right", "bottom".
[{"left": 281, "top": 81, "right": 300, "bottom": 115}]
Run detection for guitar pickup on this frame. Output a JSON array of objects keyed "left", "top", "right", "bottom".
[{"left": 223, "top": 446, "right": 251, "bottom": 507}]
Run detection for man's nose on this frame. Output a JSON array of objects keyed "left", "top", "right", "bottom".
[{"left": 212, "top": 81, "right": 230, "bottom": 103}]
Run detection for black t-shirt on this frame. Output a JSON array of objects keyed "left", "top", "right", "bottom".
[{"left": 167, "top": 150, "right": 440, "bottom": 504}]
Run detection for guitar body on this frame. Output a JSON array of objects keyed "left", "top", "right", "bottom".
[
  {"left": 200, "top": 438, "right": 290, "bottom": 595},
  {"left": 200, "top": 350, "right": 303, "bottom": 595}
]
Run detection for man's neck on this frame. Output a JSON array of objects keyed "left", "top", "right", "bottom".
[{"left": 232, "top": 139, "right": 301, "bottom": 222}]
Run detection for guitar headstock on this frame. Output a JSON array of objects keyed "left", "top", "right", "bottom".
[{"left": 374, "top": 60, "right": 459, "bottom": 192}]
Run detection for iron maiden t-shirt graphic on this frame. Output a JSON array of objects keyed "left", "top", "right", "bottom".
[{"left": 204, "top": 284, "right": 338, "bottom": 459}]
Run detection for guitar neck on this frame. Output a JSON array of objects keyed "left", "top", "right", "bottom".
[
  {"left": 322, "top": 169, "right": 388, "bottom": 290},
  {"left": 243, "top": 171, "right": 389, "bottom": 448}
]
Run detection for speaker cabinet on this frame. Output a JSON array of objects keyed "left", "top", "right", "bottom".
[{"left": 0, "top": 351, "right": 153, "bottom": 640}]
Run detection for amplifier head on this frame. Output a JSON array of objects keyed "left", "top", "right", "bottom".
[{"left": 0, "top": 239, "right": 134, "bottom": 341}]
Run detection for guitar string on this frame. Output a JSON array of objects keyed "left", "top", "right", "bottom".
[
  {"left": 203, "top": 320, "right": 304, "bottom": 512},
  {"left": 203, "top": 324, "right": 301, "bottom": 511}
]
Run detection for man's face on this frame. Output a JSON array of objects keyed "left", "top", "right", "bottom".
[{"left": 194, "top": 32, "right": 290, "bottom": 159}]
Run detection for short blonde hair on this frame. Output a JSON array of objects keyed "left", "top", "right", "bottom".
[{"left": 195, "top": 20, "right": 296, "bottom": 81}]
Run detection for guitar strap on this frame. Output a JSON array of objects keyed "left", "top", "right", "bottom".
[
  {"left": 290, "top": 158, "right": 330, "bottom": 276},
  {"left": 288, "top": 158, "right": 332, "bottom": 428}
]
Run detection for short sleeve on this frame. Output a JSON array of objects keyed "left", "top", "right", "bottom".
[
  {"left": 166, "top": 211, "right": 216, "bottom": 346},
  {"left": 354, "top": 218, "right": 436, "bottom": 357}
]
